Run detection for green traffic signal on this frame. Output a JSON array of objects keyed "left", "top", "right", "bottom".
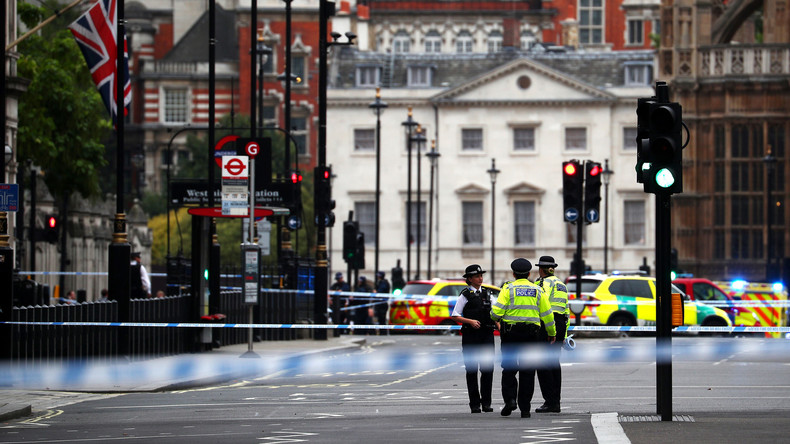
[
  {"left": 655, "top": 168, "right": 676, "bottom": 188},
  {"left": 204, "top": 269, "right": 209, "bottom": 280}
]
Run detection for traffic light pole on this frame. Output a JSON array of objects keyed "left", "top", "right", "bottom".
[{"left": 656, "top": 192, "right": 673, "bottom": 421}]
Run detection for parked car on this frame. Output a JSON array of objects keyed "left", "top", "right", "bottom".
[
  {"left": 389, "top": 279, "right": 500, "bottom": 333},
  {"left": 672, "top": 277, "right": 758, "bottom": 327},
  {"left": 566, "top": 274, "right": 732, "bottom": 335}
]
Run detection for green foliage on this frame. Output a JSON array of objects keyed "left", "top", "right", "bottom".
[
  {"left": 16, "top": 1, "right": 110, "bottom": 206},
  {"left": 140, "top": 191, "right": 168, "bottom": 217}
]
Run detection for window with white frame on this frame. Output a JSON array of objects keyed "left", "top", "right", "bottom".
[
  {"left": 462, "top": 128, "right": 483, "bottom": 151},
  {"left": 625, "top": 63, "right": 652, "bottom": 86},
  {"left": 291, "top": 116, "right": 308, "bottom": 155},
  {"left": 627, "top": 19, "right": 644, "bottom": 45},
  {"left": 462, "top": 201, "right": 483, "bottom": 245},
  {"left": 291, "top": 56, "right": 306, "bottom": 84},
  {"left": 408, "top": 66, "right": 432, "bottom": 87},
  {"left": 514, "top": 201, "right": 536, "bottom": 246},
  {"left": 487, "top": 31, "right": 503, "bottom": 53},
  {"left": 164, "top": 88, "right": 189, "bottom": 123},
  {"left": 356, "top": 66, "right": 381, "bottom": 87},
  {"left": 424, "top": 30, "right": 442, "bottom": 53},
  {"left": 624, "top": 200, "right": 646, "bottom": 245},
  {"left": 393, "top": 30, "right": 411, "bottom": 53},
  {"left": 407, "top": 201, "right": 427, "bottom": 246},
  {"left": 579, "top": 0, "right": 604, "bottom": 44},
  {"left": 354, "top": 129, "right": 375, "bottom": 151},
  {"left": 565, "top": 127, "right": 587, "bottom": 151},
  {"left": 513, "top": 127, "right": 536, "bottom": 152},
  {"left": 456, "top": 30, "right": 473, "bottom": 53},
  {"left": 623, "top": 127, "right": 638, "bottom": 150},
  {"left": 356, "top": 202, "right": 376, "bottom": 245},
  {"left": 521, "top": 31, "right": 537, "bottom": 50}
]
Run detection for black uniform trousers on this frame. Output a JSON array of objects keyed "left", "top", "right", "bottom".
[
  {"left": 500, "top": 323, "right": 542, "bottom": 412},
  {"left": 461, "top": 327, "right": 495, "bottom": 410},
  {"left": 537, "top": 313, "right": 568, "bottom": 407}
]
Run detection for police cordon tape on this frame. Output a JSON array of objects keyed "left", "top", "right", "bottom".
[
  {"left": 1, "top": 339, "right": 790, "bottom": 390},
  {"left": 3, "top": 321, "right": 790, "bottom": 334}
]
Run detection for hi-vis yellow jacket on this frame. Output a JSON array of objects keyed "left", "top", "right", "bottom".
[
  {"left": 538, "top": 275, "right": 569, "bottom": 317},
  {"left": 491, "top": 278, "right": 556, "bottom": 337}
]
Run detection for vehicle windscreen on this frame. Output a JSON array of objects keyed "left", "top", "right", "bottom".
[
  {"left": 400, "top": 283, "right": 434, "bottom": 296},
  {"left": 566, "top": 280, "right": 602, "bottom": 293}
]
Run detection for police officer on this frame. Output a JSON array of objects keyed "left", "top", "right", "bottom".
[
  {"left": 451, "top": 264, "right": 499, "bottom": 413},
  {"left": 491, "top": 258, "right": 556, "bottom": 418},
  {"left": 534, "top": 256, "right": 569, "bottom": 414}
]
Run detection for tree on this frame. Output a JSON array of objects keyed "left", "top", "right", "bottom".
[{"left": 16, "top": 1, "right": 111, "bottom": 206}]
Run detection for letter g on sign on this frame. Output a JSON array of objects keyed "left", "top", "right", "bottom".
[{"left": 245, "top": 141, "right": 259, "bottom": 158}]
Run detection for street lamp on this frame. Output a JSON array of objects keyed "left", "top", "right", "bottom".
[
  {"left": 411, "top": 126, "right": 427, "bottom": 279},
  {"left": 763, "top": 146, "right": 777, "bottom": 281},
  {"left": 401, "top": 108, "right": 418, "bottom": 280},
  {"left": 255, "top": 30, "right": 272, "bottom": 134},
  {"left": 487, "top": 159, "right": 500, "bottom": 280},
  {"left": 369, "top": 87, "right": 388, "bottom": 280},
  {"left": 425, "top": 140, "right": 441, "bottom": 279},
  {"left": 602, "top": 159, "right": 614, "bottom": 274}
]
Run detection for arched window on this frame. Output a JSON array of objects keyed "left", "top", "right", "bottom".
[
  {"left": 424, "top": 30, "right": 442, "bottom": 53},
  {"left": 393, "top": 30, "right": 410, "bottom": 53},
  {"left": 455, "top": 30, "right": 473, "bottom": 53}
]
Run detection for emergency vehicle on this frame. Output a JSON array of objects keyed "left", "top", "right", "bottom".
[{"left": 388, "top": 279, "right": 500, "bottom": 333}]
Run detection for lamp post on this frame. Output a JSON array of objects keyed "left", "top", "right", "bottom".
[
  {"left": 487, "top": 159, "right": 500, "bottom": 280},
  {"left": 369, "top": 87, "right": 388, "bottom": 279},
  {"left": 255, "top": 31, "right": 272, "bottom": 133},
  {"left": 425, "top": 140, "right": 440, "bottom": 279},
  {"left": 411, "top": 126, "right": 427, "bottom": 279},
  {"left": 602, "top": 159, "right": 614, "bottom": 274},
  {"left": 763, "top": 146, "right": 777, "bottom": 281},
  {"left": 401, "top": 108, "right": 418, "bottom": 280}
]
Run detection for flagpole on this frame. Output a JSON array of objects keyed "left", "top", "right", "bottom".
[
  {"left": 109, "top": 0, "right": 131, "bottom": 357},
  {"left": 5, "top": 0, "right": 85, "bottom": 52}
]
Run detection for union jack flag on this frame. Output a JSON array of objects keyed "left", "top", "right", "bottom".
[{"left": 69, "top": 0, "right": 131, "bottom": 124}]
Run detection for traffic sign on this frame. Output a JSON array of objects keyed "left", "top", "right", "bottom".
[
  {"left": 586, "top": 208, "right": 599, "bottom": 223},
  {"left": 0, "top": 184, "right": 19, "bottom": 212},
  {"left": 564, "top": 207, "right": 579, "bottom": 222},
  {"left": 287, "top": 215, "right": 302, "bottom": 230},
  {"left": 244, "top": 140, "right": 260, "bottom": 158},
  {"left": 222, "top": 156, "right": 248, "bottom": 178}
]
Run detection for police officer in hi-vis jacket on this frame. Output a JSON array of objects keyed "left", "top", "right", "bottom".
[
  {"left": 491, "top": 258, "right": 556, "bottom": 418},
  {"left": 534, "top": 255, "right": 569, "bottom": 413}
]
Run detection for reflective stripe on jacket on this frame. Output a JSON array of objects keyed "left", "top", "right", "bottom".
[
  {"left": 491, "top": 278, "right": 556, "bottom": 337},
  {"left": 539, "top": 275, "right": 569, "bottom": 316}
]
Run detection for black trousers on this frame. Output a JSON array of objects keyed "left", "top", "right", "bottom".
[
  {"left": 500, "top": 323, "right": 541, "bottom": 412},
  {"left": 537, "top": 314, "right": 568, "bottom": 406},
  {"left": 461, "top": 327, "right": 495, "bottom": 409}
]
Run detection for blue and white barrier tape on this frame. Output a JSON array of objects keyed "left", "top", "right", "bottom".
[
  {"left": 3, "top": 321, "right": 790, "bottom": 333},
  {"left": 1, "top": 339, "right": 789, "bottom": 390}
]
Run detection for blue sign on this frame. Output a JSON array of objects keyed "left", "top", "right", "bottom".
[
  {"left": 564, "top": 207, "right": 579, "bottom": 222},
  {"left": 0, "top": 184, "right": 19, "bottom": 212},
  {"left": 287, "top": 215, "right": 301, "bottom": 230},
  {"left": 586, "top": 208, "right": 600, "bottom": 223}
]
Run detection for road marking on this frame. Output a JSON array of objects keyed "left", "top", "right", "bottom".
[
  {"left": 520, "top": 426, "right": 575, "bottom": 443},
  {"left": 591, "top": 412, "right": 630, "bottom": 444},
  {"left": 259, "top": 431, "right": 318, "bottom": 442}
]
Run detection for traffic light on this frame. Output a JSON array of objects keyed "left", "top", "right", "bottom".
[
  {"left": 290, "top": 170, "right": 303, "bottom": 184},
  {"left": 562, "top": 160, "right": 583, "bottom": 223},
  {"left": 314, "top": 166, "right": 335, "bottom": 227},
  {"left": 584, "top": 162, "right": 602, "bottom": 223},
  {"left": 635, "top": 96, "right": 654, "bottom": 185},
  {"left": 391, "top": 262, "right": 405, "bottom": 293},
  {"left": 354, "top": 231, "right": 366, "bottom": 269},
  {"left": 44, "top": 214, "right": 59, "bottom": 243},
  {"left": 646, "top": 101, "right": 683, "bottom": 194},
  {"left": 342, "top": 221, "right": 358, "bottom": 263}
]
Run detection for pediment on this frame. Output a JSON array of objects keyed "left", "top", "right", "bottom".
[
  {"left": 432, "top": 58, "right": 613, "bottom": 105},
  {"left": 504, "top": 182, "right": 545, "bottom": 196},
  {"left": 455, "top": 183, "right": 489, "bottom": 196}
]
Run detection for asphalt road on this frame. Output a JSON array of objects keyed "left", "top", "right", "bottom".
[{"left": 1, "top": 335, "right": 789, "bottom": 443}]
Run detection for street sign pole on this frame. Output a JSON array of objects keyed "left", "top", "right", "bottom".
[{"left": 656, "top": 192, "right": 673, "bottom": 420}]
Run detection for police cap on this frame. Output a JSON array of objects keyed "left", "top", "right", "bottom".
[
  {"left": 463, "top": 264, "right": 486, "bottom": 278},
  {"left": 536, "top": 256, "right": 558, "bottom": 268},
  {"left": 511, "top": 258, "right": 532, "bottom": 274}
]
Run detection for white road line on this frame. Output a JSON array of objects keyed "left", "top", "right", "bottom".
[{"left": 591, "top": 412, "right": 630, "bottom": 444}]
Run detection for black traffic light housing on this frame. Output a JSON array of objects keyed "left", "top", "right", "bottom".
[
  {"left": 342, "top": 220, "right": 358, "bottom": 263},
  {"left": 44, "top": 214, "right": 59, "bottom": 244},
  {"left": 314, "top": 165, "right": 335, "bottom": 227},
  {"left": 354, "top": 231, "right": 365, "bottom": 269},
  {"left": 635, "top": 96, "right": 655, "bottom": 185},
  {"left": 562, "top": 160, "right": 583, "bottom": 223},
  {"left": 636, "top": 82, "right": 684, "bottom": 195},
  {"left": 584, "top": 162, "right": 602, "bottom": 223},
  {"left": 391, "top": 261, "right": 405, "bottom": 291}
]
